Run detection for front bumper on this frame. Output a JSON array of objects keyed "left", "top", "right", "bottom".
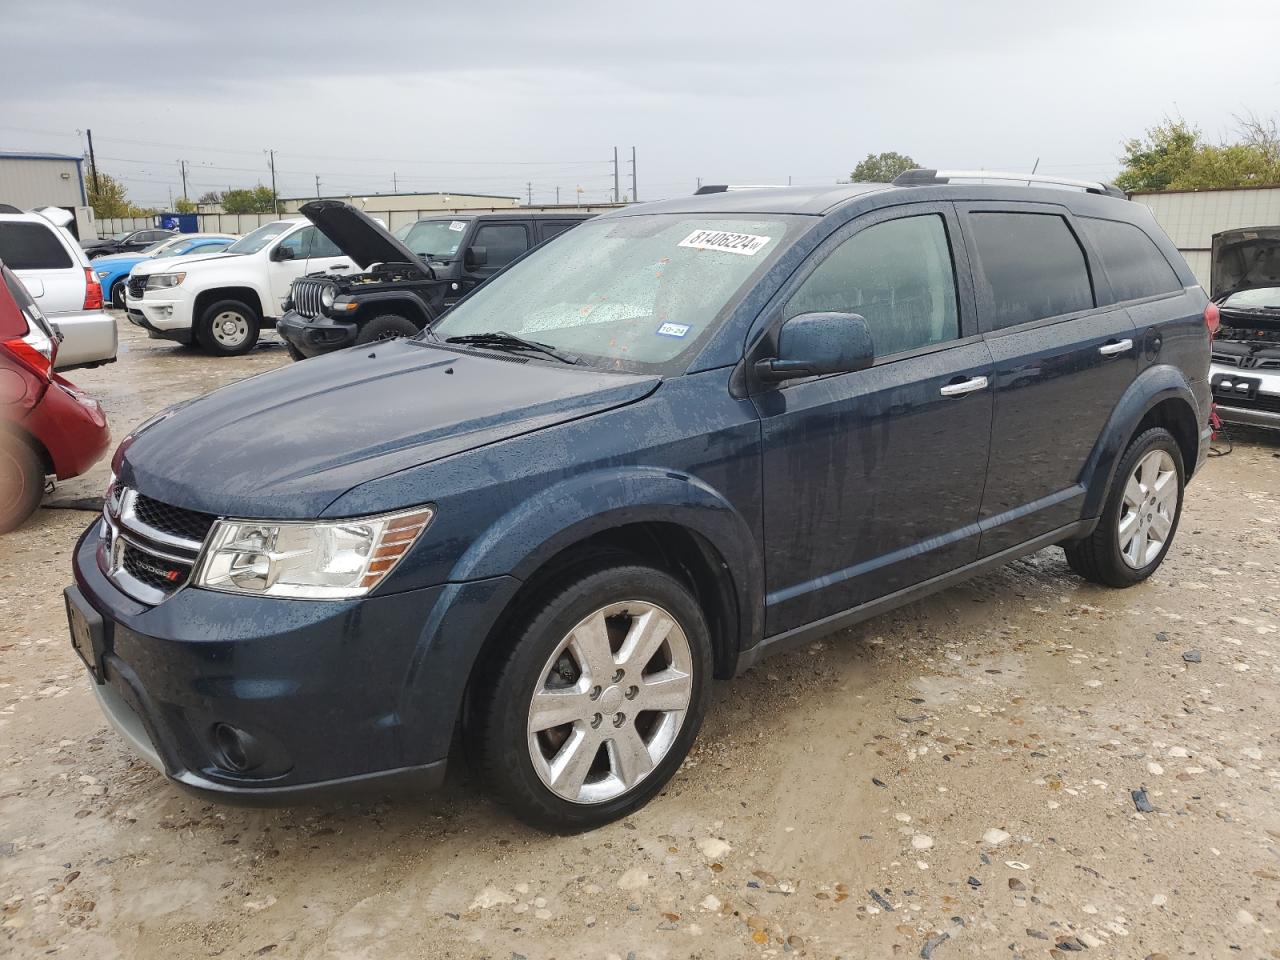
[
  {"left": 124, "top": 290, "right": 193, "bottom": 343},
  {"left": 1210, "top": 361, "right": 1280, "bottom": 430},
  {"left": 277, "top": 310, "right": 358, "bottom": 358},
  {"left": 69, "top": 520, "right": 520, "bottom": 803}
]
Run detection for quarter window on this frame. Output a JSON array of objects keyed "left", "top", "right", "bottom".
[
  {"left": 1080, "top": 217, "right": 1182, "bottom": 302},
  {"left": 968, "top": 213, "right": 1094, "bottom": 329},
  {"left": 473, "top": 224, "right": 529, "bottom": 269},
  {"left": 786, "top": 214, "right": 960, "bottom": 357}
]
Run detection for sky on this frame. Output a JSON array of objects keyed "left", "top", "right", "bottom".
[{"left": 3, "top": 0, "right": 1277, "bottom": 209}]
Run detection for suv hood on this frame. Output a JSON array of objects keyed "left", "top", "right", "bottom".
[
  {"left": 1211, "top": 226, "right": 1280, "bottom": 299},
  {"left": 121, "top": 340, "right": 659, "bottom": 518},
  {"left": 301, "top": 200, "right": 429, "bottom": 272}
]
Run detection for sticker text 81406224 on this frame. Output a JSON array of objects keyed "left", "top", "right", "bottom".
[{"left": 678, "top": 230, "right": 771, "bottom": 256}]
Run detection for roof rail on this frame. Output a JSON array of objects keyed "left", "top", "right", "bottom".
[
  {"left": 694, "top": 184, "right": 788, "bottom": 195},
  {"left": 893, "top": 168, "right": 1126, "bottom": 199}
]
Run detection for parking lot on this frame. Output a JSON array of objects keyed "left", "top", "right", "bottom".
[{"left": 1, "top": 312, "right": 1277, "bottom": 959}]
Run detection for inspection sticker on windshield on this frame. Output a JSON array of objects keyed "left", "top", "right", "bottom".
[
  {"left": 449, "top": 221, "right": 467, "bottom": 232},
  {"left": 657, "top": 322, "right": 691, "bottom": 338},
  {"left": 678, "top": 229, "right": 771, "bottom": 256}
]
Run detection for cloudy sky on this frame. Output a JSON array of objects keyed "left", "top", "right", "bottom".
[{"left": 4, "top": 0, "right": 1277, "bottom": 208}]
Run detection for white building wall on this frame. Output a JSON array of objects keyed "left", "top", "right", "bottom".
[
  {"left": 0, "top": 155, "right": 86, "bottom": 209},
  {"left": 1130, "top": 187, "right": 1280, "bottom": 288}
]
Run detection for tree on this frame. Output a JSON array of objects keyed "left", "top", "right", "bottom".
[
  {"left": 174, "top": 197, "right": 197, "bottom": 214},
  {"left": 221, "top": 184, "right": 278, "bottom": 214},
  {"left": 1115, "top": 115, "right": 1280, "bottom": 192},
  {"left": 851, "top": 151, "right": 919, "bottom": 183},
  {"left": 197, "top": 190, "right": 222, "bottom": 205},
  {"left": 87, "top": 171, "right": 133, "bottom": 218}
]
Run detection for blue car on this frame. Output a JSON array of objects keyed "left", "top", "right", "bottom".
[{"left": 93, "top": 235, "right": 235, "bottom": 309}]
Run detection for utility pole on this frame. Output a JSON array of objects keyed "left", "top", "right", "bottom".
[
  {"left": 86, "top": 128, "right": 101, "bottom": 198},
  {"left": 393, "top": 171, "right": 398, "bottom": 191},
  {"left": 265, "top": 149, "right": 279, "bottom": 214},
  {"left": 527, "top": 181, "right": 533, "bottom": 205},
  {"left": 612, "top": 147, "right": 620, "bottom": 203},
  {"left": 696, "top": 176, "right": 702, "bottom": 191},
  {"left": 555, "top": 186, "right": 560, "bottom": 205},
  {"left": 315, "top": 174, "right": 322, "bottom": 198},
  {"left": 630, "top": 146, "right": 637, "bottom": 203},
  {"left": 178, "top": 160, "right": 189, "bottom": 202}
]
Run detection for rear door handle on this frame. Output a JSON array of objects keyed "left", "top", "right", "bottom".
[
  {"left": 1099, "top": 338, "right": 1133, "bottom": 356},
  {"left": 939, "top": 375, "right": 989, "bottom": 397}
]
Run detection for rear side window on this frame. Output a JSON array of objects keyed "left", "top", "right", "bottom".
[
  {"left": 0, "top": 222, "right": 73, "bottom": 270},
  {"left": 539, "top": 221, "right": 577, "bottom": 242},
  {"left": 473, "top": 224, "right": 529, "bottom": 269},
  {"left": 1080, "top": 217, "right": 1182, "bottom": 302},
  {"left": 968, "top": 213, "right": 1094, "bottom": 330}
]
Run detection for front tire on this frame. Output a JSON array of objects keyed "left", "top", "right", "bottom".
[
  {"left": 0, "top": 435, "right": 43, "bottom": 533},
  {"left": 110, "top": 280, "right": 126, "bottom": 310},
  {"left": 468, "top": 565, "right": 712, "bottom": 833},
  {"left": 196, "top": 299, "right": 260, "bottom": 356},
  {"left": 1064, "top": 427, "right": 1185, "bottom": 587},
  {"left": 354, "top": 313, "right": 420, "bottom": 346}
]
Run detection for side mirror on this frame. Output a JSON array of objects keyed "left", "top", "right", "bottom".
[
  {"left": 755, "top": 312, "right": 874, "bottom": 382},
  {"left": 465, "top": 245, "right": 488, "bottom": 267},
  {"left": 272, "top": 245, "right": 296, "bottom": 262}
]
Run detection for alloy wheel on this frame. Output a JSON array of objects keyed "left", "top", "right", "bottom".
[
  {"left": 527, "top": 601, "right": 694, "bottom": 804},
  {"left": 1118, "top": 449, "right": 1178, "bottom": 568}
]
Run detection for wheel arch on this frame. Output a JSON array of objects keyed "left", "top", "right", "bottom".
[
  {"left": 192, "top": 286, "right": 265, "bottom": 326},
  {"left": 1079, "top": 364, "right": 1203, "bottom": 521},
  {"left": 355, "top": 292, "right": 436, "bottom": 327}
]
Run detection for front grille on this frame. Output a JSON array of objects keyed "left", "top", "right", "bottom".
[
  {"left": 291, "top": 278, "right": 328, "bottom": 318},
  {"left": 1216, "top": 392, "right": 1280, "bottom": 414},
  {"left": 133, "top": 492, "right": 217, "bottom": 542},
  {"left": 127, "top": 275, "right": 146, "bottom": 299},
  {"left": 100, "top": 485, "right": 213, "bottom": 604}
]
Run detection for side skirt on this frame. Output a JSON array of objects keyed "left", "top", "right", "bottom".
[{"left": 734, "top": 520, "right": 1091, "bottom": 675}]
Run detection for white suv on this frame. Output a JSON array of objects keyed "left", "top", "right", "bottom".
[
  {"left": 0, "top": 206, "right": 117, "bottom": 370},
  {"left": 125, "top": 220, "right": 356, "bottom": 355}
]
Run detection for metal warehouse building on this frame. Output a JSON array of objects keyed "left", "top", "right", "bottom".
[
  {"left": 1131, "top": 185, "right": 1280, "bottom": 289},
  {"left": 0, "top": 150, "right": 92, "bottom": 238}
]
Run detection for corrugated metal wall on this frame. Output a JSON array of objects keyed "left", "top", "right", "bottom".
[
  {"left": 1130, "top": 187, "right": 1280, "bottom": 288},
  {"left": 0, "top": 156, "right": 85, "bottom": 208}
]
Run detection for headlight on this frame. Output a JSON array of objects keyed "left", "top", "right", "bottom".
[
  {"left": 321, "top": 285, "right": 336, "bottom": 309},
  {"left": 145, "top": 272, "right": 186, "bottom": 290},
  {"left": 193, "top": 507, "right": 434, "bottom": 599}
]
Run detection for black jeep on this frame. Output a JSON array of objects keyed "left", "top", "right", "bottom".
[{"left": 277, "top": 202, "right": 593, "bottom": 360}]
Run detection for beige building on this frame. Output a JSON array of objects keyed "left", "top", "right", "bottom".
[
  {"left": 1130, "top": 185, "right": 1280, "bottom": 288},
  {"left": 0, "top": 150, "right": 95, "bottom": 239},
  {"left": 196, "top": 191, "right": 519, "bottom": 216}
]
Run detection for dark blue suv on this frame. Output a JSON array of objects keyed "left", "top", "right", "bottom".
[{"left": 66, "top": 171, "right": 1214, "bottom": 831}]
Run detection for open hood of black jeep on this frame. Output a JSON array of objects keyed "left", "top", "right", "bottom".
[
  {"left": 300, "top": 199, "right": 430, "bottom": 272},
  {"left": 1211, "top": 226, "right": 1280, "bottom": 299}
]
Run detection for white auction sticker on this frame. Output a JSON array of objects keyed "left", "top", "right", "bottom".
[
  {"left": 449, "top": 221, "right": 467, "bottom": 232},
  {"left": 678, "top": 229, "right": 771, "bottom": 256}
]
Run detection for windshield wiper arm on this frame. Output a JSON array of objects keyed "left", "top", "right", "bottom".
[{"left": 445, "top": 331, "right": 580, "bottom": 365}]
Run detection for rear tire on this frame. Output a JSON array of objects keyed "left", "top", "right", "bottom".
[
  {"left": 0, "top": 435, "right": 43, "bottom": 534},
  {"left": 1063, "top": 427, "right": 1184, "bottom": 588},
  {"left": 196, "top": 299, "right": 260, "bottom": 356},
  {"left": 467, "top": 564, "right": 712, "bottom": 833},
  {"left": 354, "top": 314, "right": 420, "bottom": 346}
]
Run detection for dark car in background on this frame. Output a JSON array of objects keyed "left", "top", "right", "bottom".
[
  {"left": 1, "top": 263, "right": 110, "bottom": 532},
  {"left": 68, "top": 170, "right": 1211, "bottom": 832},
  {"left": 81, "top": 227, "right": 178, "bottom": 259},
  {"left": 278, "top": 205, "right": 593, "bottom": 359},
  {"left": 1208, "top": 226, "right": 1280, "bottom": 430}
]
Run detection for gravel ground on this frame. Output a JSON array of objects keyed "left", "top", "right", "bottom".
[{"left": 2, "top": 315, "right": 1278, "bottom": 959}]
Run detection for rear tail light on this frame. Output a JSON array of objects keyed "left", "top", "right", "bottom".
[
  {"left": 1204, "top": 301, "right": 1220, "bottom": 339},
  {"left": 2, "top": 323, "right": 57, "bottom": 381},
  {"left": 83, "top": 268, "right": 103, "bottom": 311}
]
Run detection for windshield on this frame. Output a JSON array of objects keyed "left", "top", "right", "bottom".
[
  {"left": 155, "top": 238, "right": 214, "bottom": 258},
  {"left": 1224, "top": 286, "right": 1280, "bottom": 309},
  {"left": 396, "top": 219, "right": 470, "bottom": 258},
  {"left": 111, "top": 231, "right": 131, "bottom": 240},
  {"left": 430, "top": 214, "right": 797, "bottom": 374},
  {"left": 225, "top": 222, "right": 293, "bottom": 255},
  {"left": 141, "top": 237, "right": 187, "bottom": 256}
]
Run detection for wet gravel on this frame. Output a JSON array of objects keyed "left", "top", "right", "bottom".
[{"left": 1, "top": 315, "right": 1278, "bottom": 958}]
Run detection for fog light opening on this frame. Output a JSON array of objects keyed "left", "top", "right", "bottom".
[{"left": 212, "top": 722, "right": 260, "bottom": 773}]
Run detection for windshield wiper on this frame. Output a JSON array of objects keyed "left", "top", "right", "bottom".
[{"left": 445, "top": 331, "right": 580, "bottom": 365}]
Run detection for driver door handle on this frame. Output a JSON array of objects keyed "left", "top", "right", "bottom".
[
  {"left": 1099, "top": 338, "right": 1133, "bottom": 356},
  {"left": 940, "top": 375, "right": 989, "bottom": 397}
]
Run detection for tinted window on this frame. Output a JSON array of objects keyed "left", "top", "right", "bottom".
[
  {"left": 473, "top": 224, "right": 529, "bottom": 269},
  {"left": 786, "top": 214, "right": 960, "bottom": 357},
  {"left": 0, "top": 222, "right": 73, "bottom": 270},
  {"left": 1080, "top": 217, "right": 1181, "bottom": 302},
  {"left": 540, "top": 221, "right": 578, "bottom": 242},
  {"left": 969, "top": 213, "right": 1094, "bottom": 329},
  {"left": 275, "top": 226, "right": 313, "bottom": 260},
  {"left": 308, "top": 231, "right": 343, "bottom": 259}
]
